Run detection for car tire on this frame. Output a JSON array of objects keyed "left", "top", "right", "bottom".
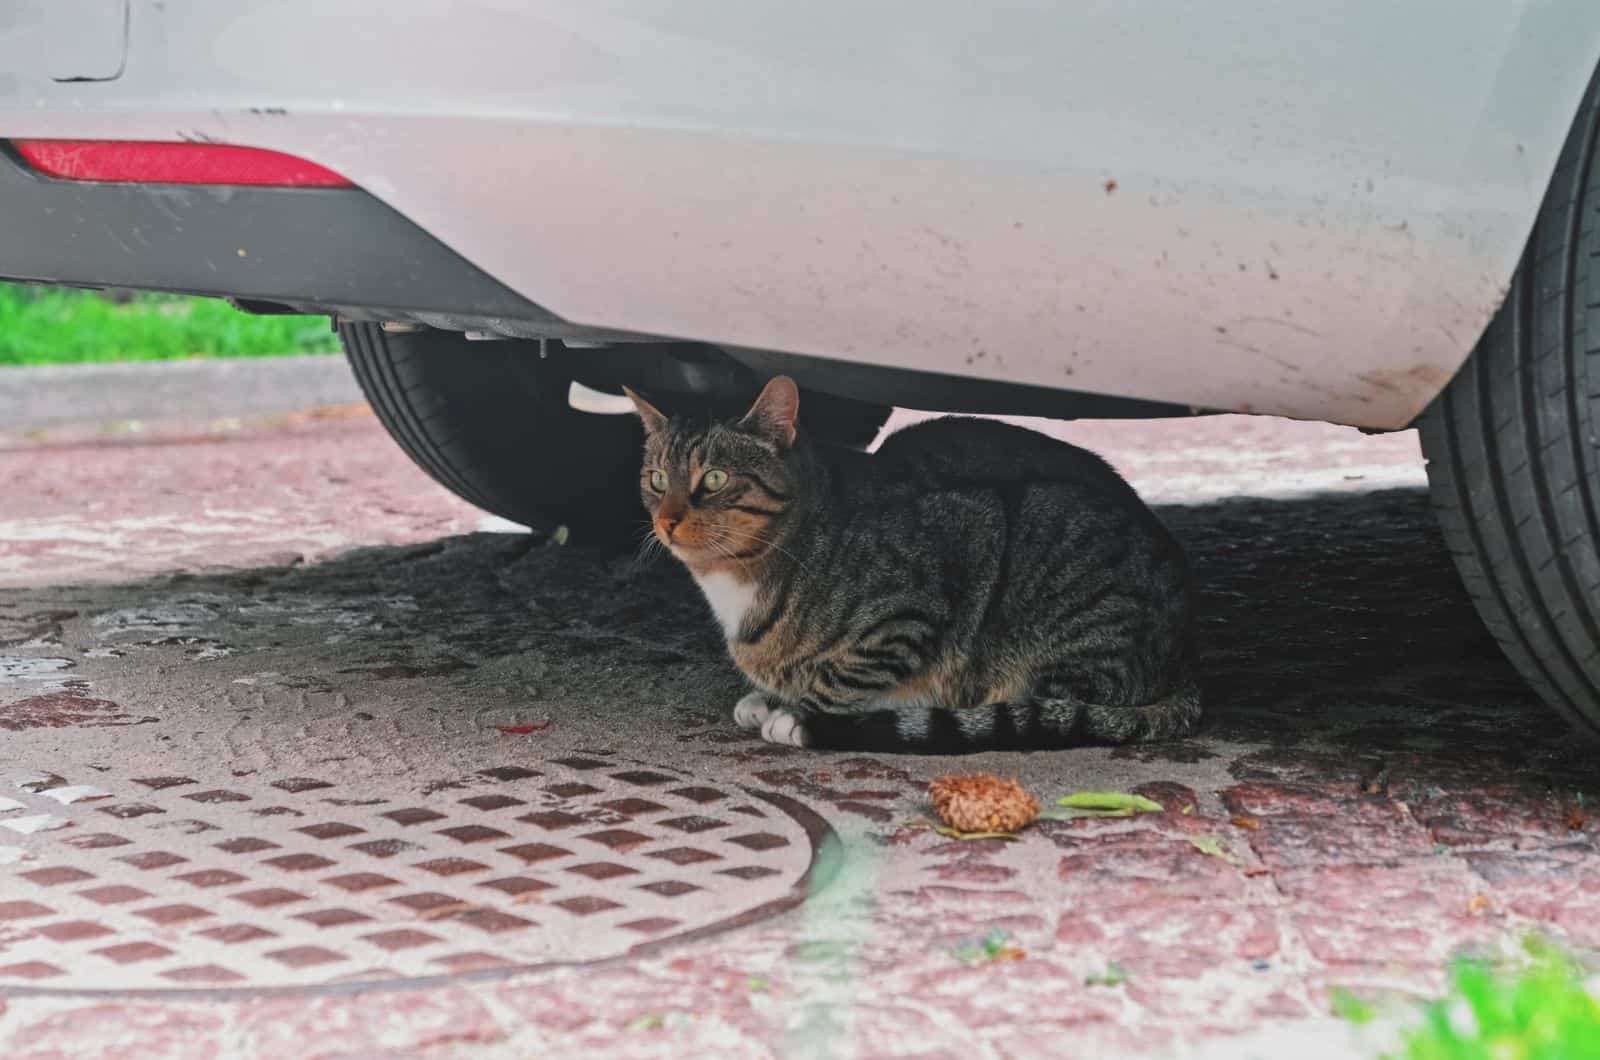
[
  {"left": 340, "top": 324, "right": 894, "bottom": 543},
  {"left": 340, "top": 323, "right": 647, "bottom": 542},
  {"left": 1418, "top": 65, "right": 1600, "bottom": 736}
]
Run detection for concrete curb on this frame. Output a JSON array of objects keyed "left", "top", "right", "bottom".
[{"left": 0, "top": 355, "right": 364, "bottom": 430}]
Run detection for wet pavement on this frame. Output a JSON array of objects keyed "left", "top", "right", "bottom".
[{"left": 0, "top": 405, "right": 1596, "bottom": 1059}]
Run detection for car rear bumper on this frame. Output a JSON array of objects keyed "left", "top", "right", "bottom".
[{"left": 0, "top": 142, "right": 551, "bottom": 327}]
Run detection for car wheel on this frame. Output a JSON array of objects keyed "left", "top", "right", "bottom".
[
  {"left": 1418, "top": 65, "right": 1600, "bottom": 736},
  {"left": 340, "top": 324, "right": 894, "bottom": 543},
  {"left": 340, "top": 323, "right": 647, "bottom": 542}
]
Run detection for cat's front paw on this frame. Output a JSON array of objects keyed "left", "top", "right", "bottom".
[
  {"left": 733, "top": 691, "right": 774, "bottom": 730},
  {"left": 760, "top": 708, "right": 810, "bottom": 748}
]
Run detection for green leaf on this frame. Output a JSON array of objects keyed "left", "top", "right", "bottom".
[
  {"left": 954, "top": 929, "right": 1025, "bottom": 965},
  {"left": 1056, "top": 792, "right": 1164, "bottom": 814},
  {"left": 1188, "top": 835, "right": 1242, "bottom": 865},
  {"left": 904, "top": 818, "right": 1020, "bottom": 841},
  {"left": 934, "top": 825, "right": 1020, "bottom": 841},
  {"left": 1038, "top": 792, "right": 1167, "bottom": 821},
  {"left": 1330, "top": 988, "right": 1376, "bottom": 1025},
  {"left": 1085, "top": 962, "right": 1128, "bottom": 987}
]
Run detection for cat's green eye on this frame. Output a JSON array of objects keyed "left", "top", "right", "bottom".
[
  {"left": 702, "top": 469, "right": 729, "bottom": 492},
  {"left": 648, "top": 470, "right": 668, "bottom": 492}
]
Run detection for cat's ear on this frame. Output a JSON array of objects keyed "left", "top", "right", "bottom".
[
  {"left": 622, "top": 387, "right": 669, "bottom": 436},
  {"left": 739, "top": 376, "right": 800, "bottom": 448}
]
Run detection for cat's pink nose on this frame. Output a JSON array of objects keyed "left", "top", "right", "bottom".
[{"left": 657, "top": 514, "right": 681, "bottom": 538}]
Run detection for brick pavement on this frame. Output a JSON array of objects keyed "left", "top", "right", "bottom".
[{"left": 0, "top": 407, "right": 1593, "bottom": 1059}]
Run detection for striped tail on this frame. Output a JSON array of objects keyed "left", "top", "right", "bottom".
[{"left": 805, "top": 679, "right": 1203, "bottom": 755}]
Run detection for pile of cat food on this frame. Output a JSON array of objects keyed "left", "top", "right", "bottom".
[{"left": 929, "top": 773, "right": 1040, "bottom": 834}]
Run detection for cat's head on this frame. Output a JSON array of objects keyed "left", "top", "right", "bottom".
[{"left": 624, "top": 376, "right": 802, "bottom": 570}]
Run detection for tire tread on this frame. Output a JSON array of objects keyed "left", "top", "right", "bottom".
[
  {"left": 339, "top": 323, "right": 646, "bottom": 538},
  {"left": 1420, "top": 62, "right": 1600, "bottom": 734}
]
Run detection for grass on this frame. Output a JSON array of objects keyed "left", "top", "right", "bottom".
[
  {"left": 1338, "top": 938, "right": 1600, "bottom": 1059},
  {"left": 0, "top": 283, "right": 340, "bottom": 365}
]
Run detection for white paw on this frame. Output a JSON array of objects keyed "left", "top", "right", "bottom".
[
  {"left": 733, "top": 692, "right": 774, "bottom": 730},
  {"left": 760, "top": 708, "right": 810, "bottom": 748}
]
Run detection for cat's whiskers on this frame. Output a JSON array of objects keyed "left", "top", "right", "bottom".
[
  {"left": 629, "top": 523, "right": 667, "bottom": 572},
  {"left": 706, "top": 524, "right": 805, "bottom": 570},
  {"left": 698, "top": 529, "right": 764, "bottom": 572},
  {"left": 695, "top": 532, "right": 749, "bottom": 573}
]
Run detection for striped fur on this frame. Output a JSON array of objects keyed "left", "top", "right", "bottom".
[{"left": 626, "top": 378, "right": 1200, "bottom": 753}]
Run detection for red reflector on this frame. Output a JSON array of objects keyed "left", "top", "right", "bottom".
[{"left": 11, "top": 139, "right": 352, "bottom": 187}]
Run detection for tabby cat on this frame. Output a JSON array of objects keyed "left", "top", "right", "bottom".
[{"left": 625, "top": 377, "right": 1199, "bottom": 753}]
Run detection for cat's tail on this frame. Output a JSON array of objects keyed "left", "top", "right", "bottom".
[
  {"left": 1079, "top": 676, "right": 1203, "bottom": 744},
  {"left": 807, "top": 678, "right": 1203, "bottom": 755}
]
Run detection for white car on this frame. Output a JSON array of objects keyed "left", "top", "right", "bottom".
[{"left": 4, "top": 2, "right": 1600, "bottom": 735}]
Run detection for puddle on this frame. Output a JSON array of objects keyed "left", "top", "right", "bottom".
[{"left": 0, "top": 656, "right": 78, "bottom": 693}]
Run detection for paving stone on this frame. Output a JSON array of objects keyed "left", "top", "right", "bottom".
[
  {"left": 6, "top": 1003, "right": 227, "bottom": 1060},
  {"left": 1055, "top": 900, "right": 1282, "bottom": 976},
  {"left": 234, "top": 989, "right": 507, "bottom": 1058},
  {"left": 1055, "top": 835, "right": 1249, "bottom": 905}
]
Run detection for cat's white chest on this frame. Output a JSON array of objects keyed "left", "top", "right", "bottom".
[{"left": 695, "top": 571, "right": 756, "bottom": 640}]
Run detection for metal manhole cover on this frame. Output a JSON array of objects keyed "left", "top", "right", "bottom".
[{"left": 0, "top": 757, "right": 833, "bottom": 995}]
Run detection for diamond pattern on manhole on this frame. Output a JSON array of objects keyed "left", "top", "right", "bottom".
[{"left": 0, "top": 760, "right": 828, "bottom": 993}]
